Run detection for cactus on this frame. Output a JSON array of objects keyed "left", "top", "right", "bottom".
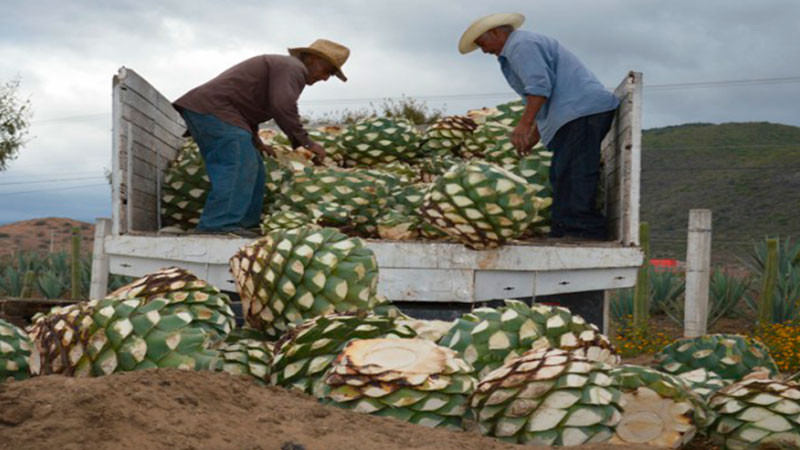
[
  {"left": 70, "top": 227, "right": 81, "bottom": 299},
  {"left": 19, "top": 270, "right": 35, "bottom": 298},
  {"left": 633, "top": 222, "right": 650, "bottom": 332}
]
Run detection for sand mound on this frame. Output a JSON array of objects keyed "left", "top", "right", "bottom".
[{"left": 0, "top": 369, "right": 655, "bottom": 450}]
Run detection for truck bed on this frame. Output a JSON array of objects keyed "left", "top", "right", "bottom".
[{"left": 93, "top": 67, "right": 644, "bottom": 313}]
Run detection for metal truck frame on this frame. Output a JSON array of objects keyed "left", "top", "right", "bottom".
[{"left": 90, "top": 68, "right": 644, "bottom": 331}]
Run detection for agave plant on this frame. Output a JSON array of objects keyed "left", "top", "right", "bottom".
[
  {"left": 742, "top": 236, "right": 800, "bottom": 275},
  {"left": 746, "top": 267, "right": 800, "bottom": 324},
  {"left": 708, "top": 268, "right": 751, "bottom": 325},
  {"left": 46, "top": 252, "right": 70, "bottom": 277},
  {"left": 742, "top": 236, "right": 800, "bottom": 324},
  {"left": 36, "top": 270, "right": 65, "bottom": 299},
  {"left": 609, "top": 288, "right": 634, "bottom": 324},
  {"left": 610, "top": 266, "right": 684, "bottom": 326},
  {"left": 0, "top": 265, "right": 23, "bottom": 297},
  {"left": 650, "top": 266, "right": 685, "bottom": 320},
  {"left": 659, "top": 267, "right": 750, "bottom": 328},
  {"left": 611, "top": 266, "right": 684, "bottom": 325},
  {"left": 15, "top": 251, "right": 48, "bottom": 274}
]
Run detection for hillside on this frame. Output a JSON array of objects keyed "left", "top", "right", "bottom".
[
  {"left": 0, "top": 217, "right": 94, "bottom": 257},
  {"left": 640, "top": 121, "right": 800, "bottom": 264}
]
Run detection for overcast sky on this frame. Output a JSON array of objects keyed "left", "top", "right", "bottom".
[{"left": 1, "top": 0, "right": 799, "bottom": 224}]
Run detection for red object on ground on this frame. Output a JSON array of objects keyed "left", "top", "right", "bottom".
[{"left": 650, "top": 258, "right": 679, "bottom": 271}]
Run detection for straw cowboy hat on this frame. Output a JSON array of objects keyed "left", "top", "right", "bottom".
[
  {"left": 458, "top": 13, "right": 525, "bottom": 54},
  {"left": 289, "top": 39, "right": 350, "bottom": 81}
]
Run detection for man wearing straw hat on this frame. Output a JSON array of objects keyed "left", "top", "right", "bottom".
[
  {"left": 173, "top": 39, "right": 349, "bottom": 237},
  {"left": 460, "top": 14, "right": 619, "bottom": 240}
]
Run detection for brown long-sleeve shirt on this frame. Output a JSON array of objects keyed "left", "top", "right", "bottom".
[{"left": 173, "top": 54, "right": 313, "bottom": 148}]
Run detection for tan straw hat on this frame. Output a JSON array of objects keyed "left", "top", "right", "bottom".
[
  {"left": 288, "top": 39, "right": 350, "bottom": 81},
  {"left": 458, "top": 13, "right": 525, "bottom": 54}
]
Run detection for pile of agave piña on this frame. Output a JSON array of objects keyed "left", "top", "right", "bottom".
[
  {"left": 160, "top": 100, "right": 552, "bottom": 250},
  {"left": 5, "top": 238, "right": 798, "bottom": 449}
]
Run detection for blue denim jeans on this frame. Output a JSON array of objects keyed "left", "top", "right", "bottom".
[
  {"left": 548, "top": 109, "right": 616, "bottom": 239},
  {"left": 180, "top": 109, "right": 265, "bottom": 231}
]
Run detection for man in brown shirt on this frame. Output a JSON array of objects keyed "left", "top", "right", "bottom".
[{"left": 173, "top": 39, "right": 349, "bottom": 236}]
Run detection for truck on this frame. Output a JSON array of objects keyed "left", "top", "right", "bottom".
[{"left": 89, "top": 68, "right": 644, "bottom": 333}]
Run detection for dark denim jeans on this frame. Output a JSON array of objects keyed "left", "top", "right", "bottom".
[
  {"left": 548, "top": 109, "right": 616, "bottom": 239},
  {"left": 180, "top": 109, "right": 265, "bottom": 231}
]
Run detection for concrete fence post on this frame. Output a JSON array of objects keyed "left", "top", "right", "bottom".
[{"left": 684, "top": 209, "right": 712, "bottom": 337}]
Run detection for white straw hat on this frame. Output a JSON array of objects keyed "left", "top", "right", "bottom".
[{"left": 458, "top": 13, "right": 525, "bottom": 54}]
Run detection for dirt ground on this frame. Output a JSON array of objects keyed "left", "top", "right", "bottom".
[{"left": 0, "top": 369, "right": 661, "bottom": 450}]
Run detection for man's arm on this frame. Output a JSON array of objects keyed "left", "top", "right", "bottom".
[
  {"left": 268, "top": 69, "right": 326, "bottom": 162},
  {"left": 504, "top": 39, "right": 554, "bottom": 154},
  {"left": 512, "top": 95, "right": 547, "bottom": 155}
]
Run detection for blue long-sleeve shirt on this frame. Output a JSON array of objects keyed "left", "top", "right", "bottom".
[{"left": 499, "top": 30, "right": 620, "bottom": 147}]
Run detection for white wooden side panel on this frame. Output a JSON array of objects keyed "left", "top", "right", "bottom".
[
  {"left": 103, "top": 234, "right": 643, "bottom": 301},
  {"left": 104, "top": 236, "right": 643, "bottom": 271},
  {"left": 378, "top": 268, "right": 474, "bottom": 302},
  {"left": 105, "top": 235, "right": 249, "bottom": 264},
  {"left": 112, "top": 67, "right": 185, "bottom": 235},
  {"left": 369, "top": 241, "right": 642, "bottom": 271},
  {"left": 110, "top": 256, "right": 237, "bottom": 292},
  {"left": 535, "top": 267, "right": 639, "bottom": 295},
  {"left": 629, "top": 73, "right": 642, "bottom": 245},
  {"left": 474, "top": 271, "right": 535, "bottom": 301},
  {"left": 107, "top": 251, "right": 639, "bottom": 302},
  {"left": 601, "top": 71, "right": 642, "bottom": 246}
]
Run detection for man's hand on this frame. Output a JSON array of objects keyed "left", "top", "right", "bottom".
[
  {"left": 512, "top": 94, "right": 547, "bottom": 156},
  {"left": 307, "top": 142, "right": 327, "bottom": 165},
  {"left": 511, "top": 119, "right": 538, "bottom": 156},
  {"left": 255, "top": 141, "right": 277, "bottom": 158}
]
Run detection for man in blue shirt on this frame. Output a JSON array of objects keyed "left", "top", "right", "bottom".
[{"left": 460, "top": 13, "right": 620, "bottom": 240}]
